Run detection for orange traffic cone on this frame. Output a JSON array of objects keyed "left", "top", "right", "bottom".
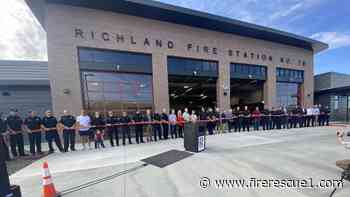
[{"left": 42, "top": 161, "right": 60, "bottom": 197}]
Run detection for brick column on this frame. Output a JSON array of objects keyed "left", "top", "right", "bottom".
[
  {"left": 152, "top": 53, "right": 170, "bottom": 113},
  {"left": 302, "top": 56, "right": 314, "bottom": 108},
  {"left": 264, "top": 65, "right": 276, "bottom": 109},
  {"left": 217, "top": 59, "right": 231, "bottom": 112}
]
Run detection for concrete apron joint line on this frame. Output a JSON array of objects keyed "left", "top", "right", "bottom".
[{"left": 58, "top": 163, "right": 148, "bottom": 196}]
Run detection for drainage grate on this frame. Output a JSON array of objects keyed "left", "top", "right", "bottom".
[{"left": 141, "top": 150, "right": 193, "bottom": 168}]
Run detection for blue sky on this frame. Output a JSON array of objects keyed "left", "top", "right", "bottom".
[{"left": 1, "top": 0, "right": 349, "bottom": 74}]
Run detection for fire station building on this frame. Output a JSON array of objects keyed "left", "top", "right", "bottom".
[{"left": 26, "top": 0, "right": 328, "bottom": 115}]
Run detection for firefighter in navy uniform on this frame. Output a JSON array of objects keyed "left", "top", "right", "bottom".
[
  {"left": 59, "top": 110, "right": 76, "bottom": 152},
  {"left": 242, "top": 106, "right": 251, "bottom": 132},
  {"left": 261, "top": 108, "right": 270, "bottom": 130},
  {"left": 120, "top": 112, "right": 132, "bottom": 145},
  {"left": 0, "top": 113, "right": 10, "bottom": 161},
  {"left": 323, "top": 106, "right": 331, "bottom": 126},
  {"left": 133, "top": 111, "right": 145, "bottom": 144},
  {"left": 161, "top": 109, "right": 169, "bottom": 140},
  {"left": 236, "top": 107, "right": 243, "bottom": 132},
  {"left": 7, "top": 110, "right": 26, "bottom": 157},
  {"left": 24, "top": 111, "right": 43, "bottom": 155},
  {"left": 271, "top": 108, "right": 280, "bottom": 129},
  {"left": 106, "top": 111, "right": 119, "bottom": 147},
  {"left": 291, "top": 107, "right": 299, "bottom": 128},
  {"left": 152, "top": 111, "right": 162, "bottom": 141},
  {"left": 42, "top": 110, "right": 64, "bottom": 154}
]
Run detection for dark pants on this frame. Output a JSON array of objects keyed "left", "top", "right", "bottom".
[
  {"left": 9, "top": 133, "right": 25, "bottom": 157},
  {"left": 122, "top": 126, "right": 132, "bottom": 145},
  {"left": 108, "top": 127, "right": 119, "bottom": 146},
  {"left": 45, "top": 130, "right": 63, "bottom": 153},
  {"left": 63, "top": 129, "right": 75, "bottom": 152},
  {"left": 28, "top": 132, "right": 42, "bottom": 154},
  {"left": 253, "top": 119, "right": 260, "bottom": 130},
  {"left": 207, "top": 123, "right": 214, "bottom": 135},
  {"left": 95, "top": 139, "right": 105, "bottom": 149},
  {"left": 178, "top": 126, "right": 184, "bottom": 137},
  {"left": 170, "top": 125, "right": 177, "bottom": 138},
  {"left": 153, "top": 125, "right": 162, "bottom": 141},
  {"left": 135, "top": 125, "right": 144, "bottom": 144},
  {"left": 261, "top": 118, "right": 269, "bottom": 130},
  {"left": 162, "top": 124, "right": 169, "bottom": 139},
  {"left": 243, "top": 118, "right": 250, "bottom": 131},
  {"left": 0, "top": 136, "right": 10, "bottom": 160},
  {"left": 325, "top": 115, "right": 330, "bottom": 126},
  {"left": 236, "top": 118, "right": 243, "bottom": 132}
]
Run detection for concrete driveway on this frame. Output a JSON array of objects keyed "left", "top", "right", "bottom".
[{"left": 10, "top": 126, "right": 350, "bottom": 197}]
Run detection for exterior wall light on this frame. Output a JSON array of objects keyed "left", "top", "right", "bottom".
[{"left": 63, "top": 89, "right": 71, "bottom": 95}]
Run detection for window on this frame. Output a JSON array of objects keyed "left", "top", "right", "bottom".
[
  {"left": 276, "top": 68, "right": 304, "bottom": 83},
  {"left": 276, "top": 82, "right": 301, "bottom": 107},
  {"left": 230, "top": 63, "right": 267, "bottom": 80},
  {"left": 167, "top": 57, "right": 218, "bottom": 77},
  {"left": 82, "top": 71, "right": 153, "bottom": 114}
]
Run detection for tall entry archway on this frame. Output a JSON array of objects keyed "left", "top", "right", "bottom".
[
  {"left": 167, "top": 57, "right": 218, "bottom": 111},
  {"left": 230, "top": 63, "right": 267, "bottom": 109}
]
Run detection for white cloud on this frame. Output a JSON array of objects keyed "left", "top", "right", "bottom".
[
  {"left": 311, "top": 32, "right": 350, "bottom": 50},
  {"left": 0, "top": 0, "right": 47, "bottom": 61}
]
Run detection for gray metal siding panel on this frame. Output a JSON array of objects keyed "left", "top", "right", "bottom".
[
  {"left": 0, "top": 87, "right": 52, "bottom": 117},
  {"left": 314, "top": 73, "right": 332, "bottom": 91},
  {"left": 0, "top": 60, "right": 49, "bottom": 85},
  {"left": 331, "top": 72, "right": 350, "bottom": 89}
]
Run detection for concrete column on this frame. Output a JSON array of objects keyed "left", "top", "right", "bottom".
[
  {"left": 217, "top": 60, "right": 231, "bottom": 112},
  {"left": 264, "top": 65, "right": 276, "bottom": 109},
  {"left": 152, "top": 53, "right": 170, "bottom": 113},
  {"left": 302, "top": 56, "right": 314, "bottom": 108}
]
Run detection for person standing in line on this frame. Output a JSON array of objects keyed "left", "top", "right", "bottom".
[
  {"left": 169, "top": 109, "right": 177, "bottom": 139},
  {"left": 161, "top": 108, "right": 169, "bottom": 140},
  {"left": 220, "top": 110, "right": 226, "bottom": 134},
  {"left": 206, "top": 108, "right": 215, "bottom": 135},
  {"left": 323, "top": 106, "right": 331, "bottom": 126},
  {"left": 176, "top": 110, "right": 185, "bottom": 137},
  {"left": 260, "top": 108, "right": 270, "bottom": 131},
  {"left": 42, "top": 110, "right": 64, "bottom": 154},
  {"left": 214, "top": 108, "right": 221, "bottom": 134},
  {"left": 183, "top": 108, "right": 190, "bottom": 122},
  {"left": 242, "top": 106, "right": 251, "bottom": 132},
  {"left": 225, "top": 109, "right": 233, "bottom": 132},
  {"left": 291, "top": 106, "right": 299, "bottom": 128},
  {"left": 190, "top": 110, "right": 198, "bottom": 122},
  {"left": 76, "top": 110, "right": 92, "bottom": 150},
  {"left": 306, "top": 106, "right": 313, "bottom": 127},
  {"left": 237, "top": 106, "right": 245, "bottom": 132},
  {"left": 0, "top": 113, "right": 11, "bottom": 161},
  {"left": 106, "top": 111, "right": 119, "bottom": 147},
  {"left": 7, "top": 110, "right": 26, "bottom": 157},
  {"left": 24, "top": 111, "right": 43, "bottom": 156},
  {"left": 91, "top": 112, "right": 105, "bottom": 149},
  {"left": 94, "top": 129, "right": 105, "bottom": 149},
  {"left": 152, "top": 111, "right": 162, "bottom": 141},
  {"left": 144, "top": 109, "right": 153, "bottom": 142},
  {"left": 316, "top": 104, "right": 322, "bottom": 126},
  {"left": 133, "top": 110, "right": 145, "bottom": 144},
  {"left": 59, "top": 110, "right": 76, "bottom": 152},
  {"left": 281, "top": 106, "right": 288, "bottom": 129},
  {"left": 198, "top": 107, "right": 207, "bottom": 135},
  {"left": 120, "top": 112, "right": 132, "bottom": 145},
  {"left": 251, "top": 107, "right": 261, "bottom": 131}
]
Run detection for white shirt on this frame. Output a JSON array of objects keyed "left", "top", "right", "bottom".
[
  {"left": 306, "top": 108, "right": 313, "bottom": 115},
  {"left": 313, "top": 107, "right": 320, "bottom": 115},
  {"left": 190, "top": 114, "right": 198, "bottom": 122},
  {"left": 77, "top": 115, "right": 91, "bottom": 131}
]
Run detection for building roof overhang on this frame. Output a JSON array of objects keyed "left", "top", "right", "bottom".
[{"left": 26, "top": 0, "right": 328, "bottom": 53}]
